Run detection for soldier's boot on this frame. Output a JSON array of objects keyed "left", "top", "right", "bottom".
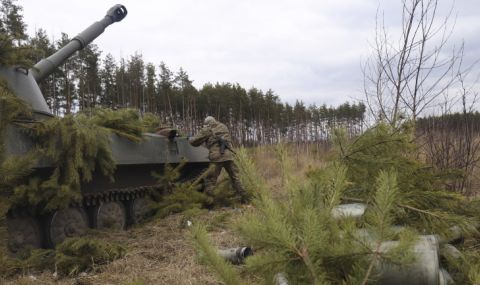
[
  {"left": 234, "top": 182, "right": 250, "bottom": 204},
  {"left": 239, "top": 193, "right": 251, "bottom": 204}
]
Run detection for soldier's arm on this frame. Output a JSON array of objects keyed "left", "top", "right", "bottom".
[{"left": 189, "top": 127, "right": 211, "bottom": 147}]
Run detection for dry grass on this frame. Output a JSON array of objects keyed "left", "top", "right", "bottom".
[
  {"left": 250, "top": 144, "right": 327, "bottom": 195},
  {"left": 1, "top": 145, "right": 325, "bottom": 285},
  {"left": 0, "top": 209, "right": 246, "bottom": 285}
]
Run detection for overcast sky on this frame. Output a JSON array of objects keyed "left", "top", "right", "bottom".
[{"left": 19, "top": 0, "right": 480, "bottom": 107}]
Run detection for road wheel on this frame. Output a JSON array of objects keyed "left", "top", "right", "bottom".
[
  {"left": 46, "top": 207, "right": 88, "bottom": 247},
  {"left": 94, "top": 201, "right": 126, "bottom": 230},
  {"left": 7, "top": 216, "right": 42, "bottom": 254},
  {"left": 128, "top": 196, "right": 155, "bottom": 225}
]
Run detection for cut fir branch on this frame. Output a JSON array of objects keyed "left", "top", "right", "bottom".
[
  {"left": 84, "top": 108, "right": 145, "bottom": 142},
  {"left": 233, "top": 155, "right": 354, "bottom": 284},
  {"left": 1, "top": 94, "right": 152, "bottom": 212},
  {"left": 360, "top": 170, "right": 413, "bottom": 285},
  {"left": 11, "top": 114, "right": 117, "bottom": 211},
  {"left": 190, "top": 223, "right": 243, "bottom": 285},
  {"left": 334, "top": 123, "right": 479, "bottom": 234}
]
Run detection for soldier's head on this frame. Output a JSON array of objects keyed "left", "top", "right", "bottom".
[{"left": 204, "top": 116, "right": 216, "bottom": 126}]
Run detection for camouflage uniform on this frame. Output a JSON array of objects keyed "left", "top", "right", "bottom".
[{"left": 189, "top": 118, "right": 248, "bottom": 201}]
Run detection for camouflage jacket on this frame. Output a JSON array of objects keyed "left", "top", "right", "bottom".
[{"left": 189, "top": 121, "right": 234, "bottom": 162}]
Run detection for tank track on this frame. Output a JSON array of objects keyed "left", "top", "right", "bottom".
[
  {"left": 6, "top": 186, "right": 152, "bottom": 217},
  {"left": 81, "top": 186, "right": 152, "bottom": 207},
  {"left": 82, "top": 162, "right": 210, "bottom": 207}
]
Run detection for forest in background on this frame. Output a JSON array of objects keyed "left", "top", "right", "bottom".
[{"left": 26, "top": 26, "right": 366, "bottom": 146}]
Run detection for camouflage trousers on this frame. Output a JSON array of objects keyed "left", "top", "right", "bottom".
[{"left": 204, "top": 160, "right": 247, "bottom": 198}]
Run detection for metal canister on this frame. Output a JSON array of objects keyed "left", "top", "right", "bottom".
[
  {"left": 274, "top": 272, "right": 289, "bottom": 285},
  {"left": 331, "top": 203, "right": 367, "bottom": 219},
  {"left": 217, "top": 247, "right": 253, "bottom": 265},
  {"left": 376, "top": 235, "right": 440, "bottom": 285}
]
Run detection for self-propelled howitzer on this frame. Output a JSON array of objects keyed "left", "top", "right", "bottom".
[{"left": 1, "top": 5, "right": 209, "bottom": 253}]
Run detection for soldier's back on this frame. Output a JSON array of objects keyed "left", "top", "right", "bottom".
[{"left": 212, "top": 122, "right": 231, "bottom": 142}]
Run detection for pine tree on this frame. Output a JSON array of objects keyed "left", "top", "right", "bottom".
[
  {"left": 55, "top": 33, "right": 77, "bottom": 114},
  {"left": 332, "top": 123, "right": 478, "bottom": 236},
  {"left": 126, "top": 53, "right": 145, "bottom": 110},
  {"left": 174, "top": 68, "right": 197, "bottom": 134},
  {"left": 99, "top": 53, "right": 117, "bottom": 108},
  {"left": 157, "top": 62, "right": 174, "bottom": 123},
  {"left": 28, "top": 28, "right": 57, "bottom": 109},
  {"left": 76, "top": 44, "right": 101, "bottom": 111},
  {"left": 0, "top": 0, "right": 33, "bottom": 68},
  {"left": 145, "top": 63, "right": 156, "bottom": 114},
  {"left": 115, "top": 58, "right": 127, "bottom": 108}
]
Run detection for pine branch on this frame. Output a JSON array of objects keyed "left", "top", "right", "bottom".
[
  {"left": 360, "top": 242, "right": 381, "bottom": 285},
  {"left": 360, "top": 170, "right": 400, "bottom": 284},
  {"left": 190, "top": 224, "right": 243, "bottom": 285}
]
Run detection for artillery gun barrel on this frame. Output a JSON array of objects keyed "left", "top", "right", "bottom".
[{"left": 31, "top": 4, "right": 127, "bottom": 82}]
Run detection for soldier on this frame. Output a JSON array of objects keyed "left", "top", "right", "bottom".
[{"left": 189, "top": 116, "right": 250, "bottom": 203}]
